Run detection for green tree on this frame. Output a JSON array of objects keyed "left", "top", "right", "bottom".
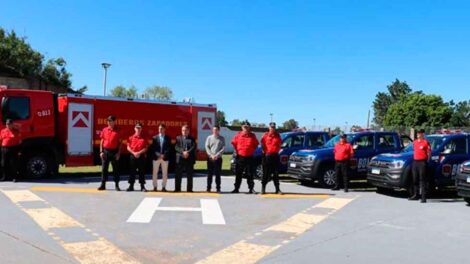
[
  {"left": 126, "top": 85, "right": 138, "bottom": 99},
  {"left": 0, "top": 28, "right": 73, "bottom": 88},
  {"left": 0, "top": 28, "right": 43, "bottom": 77},
  {"left": 216, "top": 111, "right": 228, "bottom": 126},
  {"left": 231, "top": 119, "right": 242, "bottom": 126},
  {"left": 383, "top": 92, "right": 453, "bottom": 128},
  {"left": 450, "top": 100, "right": 470, "bottom": 127},
  {"left": 144, "top": 85, "right": 173, "bottom": 100},
  {"left": 110, "top": 85, "right": 127, "bottom": 98},
  {"left": 373, "top": 79, "right": 412, "bottom": 126},
  {"left": 282, "top": 119, "right": 299, "bottom": 130}
]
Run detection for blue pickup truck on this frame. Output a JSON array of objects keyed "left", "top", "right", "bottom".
[
  {"left": 456, "top": 160, "right": 470, "bottom": 205},
  {"left": 231, "top": 131, "right": 330, "bottom": 179},
  {"left": 288, "top": 131, "right": 410, "bottom": 188},
  {"left": 368, "top": 132, "right": 470, "bottom": 195}
]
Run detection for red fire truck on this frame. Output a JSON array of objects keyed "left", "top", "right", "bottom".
[{"left": 0, "top": 88, "right": 217, "bottom": 178}]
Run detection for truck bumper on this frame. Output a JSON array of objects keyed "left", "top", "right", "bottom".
[
  {"left": 456, "top": 172, "right": 470, "bottom": 198},
  {"left": 287, "top": 161, "right": 317, "bottom": 181},
  {"left": 367, "top": 167, "right": 404, "bottom": 189}
]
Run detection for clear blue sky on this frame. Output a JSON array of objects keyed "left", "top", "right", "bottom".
[{"left": 3, "top": 0, "right": 470, "bottom": 129}]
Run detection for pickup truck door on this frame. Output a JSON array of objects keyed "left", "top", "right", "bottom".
[
  {"left": 351, "top": 134, "right": 375, "bottom": 175},
  {"left": 437, "top": 136, "right": 470, "bottom": 185}
]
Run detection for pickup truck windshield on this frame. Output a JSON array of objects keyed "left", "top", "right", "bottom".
[
  {"left": 402, "top": 136, "right": 445, "bottom": 152},
  {"left": 324, "top": 134, "right": 355, "bottom": 148}
]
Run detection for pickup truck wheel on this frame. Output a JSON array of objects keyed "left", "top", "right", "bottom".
[
  {"left": 320, "top": 168, "right": 336, "bottom": 188},
  {"left": 465, "top": 197, "right": 470, "bottom": 205},
  {"left": 25, "top": 153, "right": 51, "bottom": 179}
]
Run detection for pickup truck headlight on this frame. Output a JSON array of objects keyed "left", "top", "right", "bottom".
[
  {"left": 390, "top": 160, "right": 404, "bottom": 169},
  {"left": 306, "top": 154, "right": 316, "bottom": 162}
]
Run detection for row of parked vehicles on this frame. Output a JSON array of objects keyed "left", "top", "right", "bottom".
[{"left": 232, "top": 129, "right": 470, "bottom": 205}]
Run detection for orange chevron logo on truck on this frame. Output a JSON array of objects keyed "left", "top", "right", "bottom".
[{"left": 72, "top": 111, "right": 90, "bottom": 128}]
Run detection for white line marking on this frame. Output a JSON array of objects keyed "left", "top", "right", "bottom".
[
  {"left": 126, "top": 197, "right": 162, "bottom": 223},
  {"left": 127, "top": 197, "right": 226, "bottom": 225},
  {"left": 201, "top": 199, "right": 226, "bottom": 225}
]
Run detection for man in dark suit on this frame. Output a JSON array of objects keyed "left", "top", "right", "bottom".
[
  {"left": 149, "top": 124, "right": 172, "bottom": 192},
  {"left": 175, "top": 125, "right": 196, "bottom": 192}
]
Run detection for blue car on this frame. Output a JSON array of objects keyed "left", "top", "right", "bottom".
[
  {"left": 288, "top": 131, "right": 410, "bottom": 188},
  {"left": 231, "top": 131, "right": 330, "bottom": 179},
  {"left": 368, "top": 132, "right": 470, "bottom": 194}
]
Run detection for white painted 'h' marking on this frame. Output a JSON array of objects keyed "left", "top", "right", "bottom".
[{"left": 127, "top": 197, "right": 226, "bottom": 225}]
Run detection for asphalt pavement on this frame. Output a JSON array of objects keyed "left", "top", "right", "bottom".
[{"left": 0, "top": 174, "right": 468, "bottom": 264}]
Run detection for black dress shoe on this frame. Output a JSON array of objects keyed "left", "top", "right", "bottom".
[
  {"left": 216, "top": 189, "right": 221, "bottom": 193},
  {"left": 115, "top": 184, "right": 121, "bottom": 192},
  {"left": 421, "top": 199, "right": 427, "bottom": 203},
  {"left": 248, "top": 189, "right": 256, "bottom": 194},
  {"left": 153, "top": 187, "right": 158, "bottom": 192},
  {"left": 162, "top": 187, "right": 167, "bottom": 192},
  {"left": 408, "top": 195, "right": 419, "bottom": 201},
  {"left": 141, "top": 187, "right": 147, "bottom": 192},
  {"left": 231, "top": 189, "right": 239, "bottom": 194},
  {"left": 344, "top": 189, "right": 349, "bottom": 193},
  {"left": 126, "top": 186, "right": 134, "bottom": 192},
  {"left": 276, "top": 190, "right": 283, "bottom": 195},
  {"left": 206, "top": 188, "right": 211, "bottom": 193},
  {"left": 97, "top": 185, "right": 106, "bottom": 191},
  {"left": 332, "top": 187, "right": 340, "bottom": 191},
  {"left": 261, "top": 187, "right": 266, "bottom": 194},
  {"left": 174, "top": 190, "right": 181, "bottom": 193}
]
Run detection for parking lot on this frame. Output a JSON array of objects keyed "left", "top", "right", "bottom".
[{"left": 1, "top": 173, "right": 469, "bottom": 264}]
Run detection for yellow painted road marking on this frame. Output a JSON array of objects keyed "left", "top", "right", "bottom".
[
  {"left": 261, "top": 193, "right": 330, "bottom": 199},
  {"left": 23, "top": 207, "right": 83, "bottom": 230},
  {"left": 196, "top": 197, "right": 356, "bottom": 264},
  {"left": 62, "top": 240, "right": 139, "bottom": 264},
  {"left": 146, "top": 191, "right": 220, "bottom": 197},
  {"left": 31, "top": 186, "right": 104, "bottom": 193},
  {"left": 265, "top": 213, "right": 328, "bottom": 234},
  {"left": 2, "top": 189, "right": 44, "bottom": 203},
  {"left": 1, "top": 190, "right": 139, "bottom": 264},
  {"left": 197, "top": 241, "right": 280, "bottom": 264},
  {"left": 315, "top": 197, "right": 353, "bottom": 210}
]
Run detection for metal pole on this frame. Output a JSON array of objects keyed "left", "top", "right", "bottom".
[
  {"left": 367, "top": 110, "right": 370, "bottom": 129},
  {"left": 270, "top": 113, "right": 273, "bottom": 123},
  {"left": 101, "top": 63, "right": 111, "bottom": 96}
]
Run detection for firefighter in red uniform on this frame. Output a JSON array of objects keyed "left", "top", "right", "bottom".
[
  {"left": 98, "top": 115, "right": 122, "bottom": 191},
  {"left": 333, "top": 133, "right": 354, "bottom": 192},
  {"left": 261, "top": 122, "right": 283, "bottom": 194},
  {"left": 0, "top": 119, "right": 22, "bottom": 182},
  {"left": 231, "top": 121, "right": 259, "bottom": 194},
  {"left": 409, "top": 129, "right": 432, "bottom": 203},
  {"left": 126, "top": 122, "right": 148, "bottom": 192}
]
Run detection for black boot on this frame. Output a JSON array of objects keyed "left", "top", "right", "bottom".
[
  {"left": 126, "top": 184, "right": 134, "bottom": 192},
  {"left": 140, "top": 184, "right": 147, "bottom": 192},
  {"left": 115, "top": 183, "right": 121, "bottom": 191},
  {"left": 231, "top": 189, "right": 239, "bottom": 193},
  {"left": 275, "top": 187, "right": 283, "bottom": 195},
  {"left": 97, "top": 182, "right": 106, "bottom": 191}
]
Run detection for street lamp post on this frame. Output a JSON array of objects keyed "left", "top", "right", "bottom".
[
  {"left": 101, "top": 63, "right": 111, "bottom": 96},
  {"left": 313, "top": 118, "right": 316, "bottom": 131}
]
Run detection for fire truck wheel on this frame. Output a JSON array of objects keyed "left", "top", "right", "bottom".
[{"left": 25, "top": 153, "right": 51, "bottom": 179}]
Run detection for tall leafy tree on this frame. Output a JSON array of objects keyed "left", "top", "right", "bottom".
[
  {"left": 0, "top": 28, "right": 73, "bottom": 88},
  {"left": 216, "top": 110, "right": 228, "bottom": 126},
  {"left": 144, "top": 85, "right": 173, "bottom": 100},
  {"left": 282, "top": 119, "right": 299, "bottom": 130},
  {"left": 373, "top": 79, "right": 412, "bottom": 126},
  {"left": 383, "top": 92, "right": 453, "bottom": 128},
  {"left": 126, "top": 85, "right": 138, "bottom": 98},
  {"left": 110, "top": 85, "right": 128, "bottom": 98},
  {"left": 450, "top": 100, "right": 470, "bottom": 127}
]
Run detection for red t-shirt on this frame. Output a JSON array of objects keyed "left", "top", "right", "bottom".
[
  {"left": 231, "top": 132, "right": 259, "bottom": 157},
  {"left": 0, "top": 128, "right": 21, "bottom": 147},
  {"left": 128, "top": 134, "right": 148, "bottom": 153},
  {"left": 261, "top": 132, "right": 282, "bottom": 154},
  {"left": 334, "top": 142, "right": 354, "bottom": 161},
  {"left": 413, "top": 139, "right": 431, "bottom": 161},
  {"left": 100, "top": 126, "right": 121, "bottom": 149}
]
